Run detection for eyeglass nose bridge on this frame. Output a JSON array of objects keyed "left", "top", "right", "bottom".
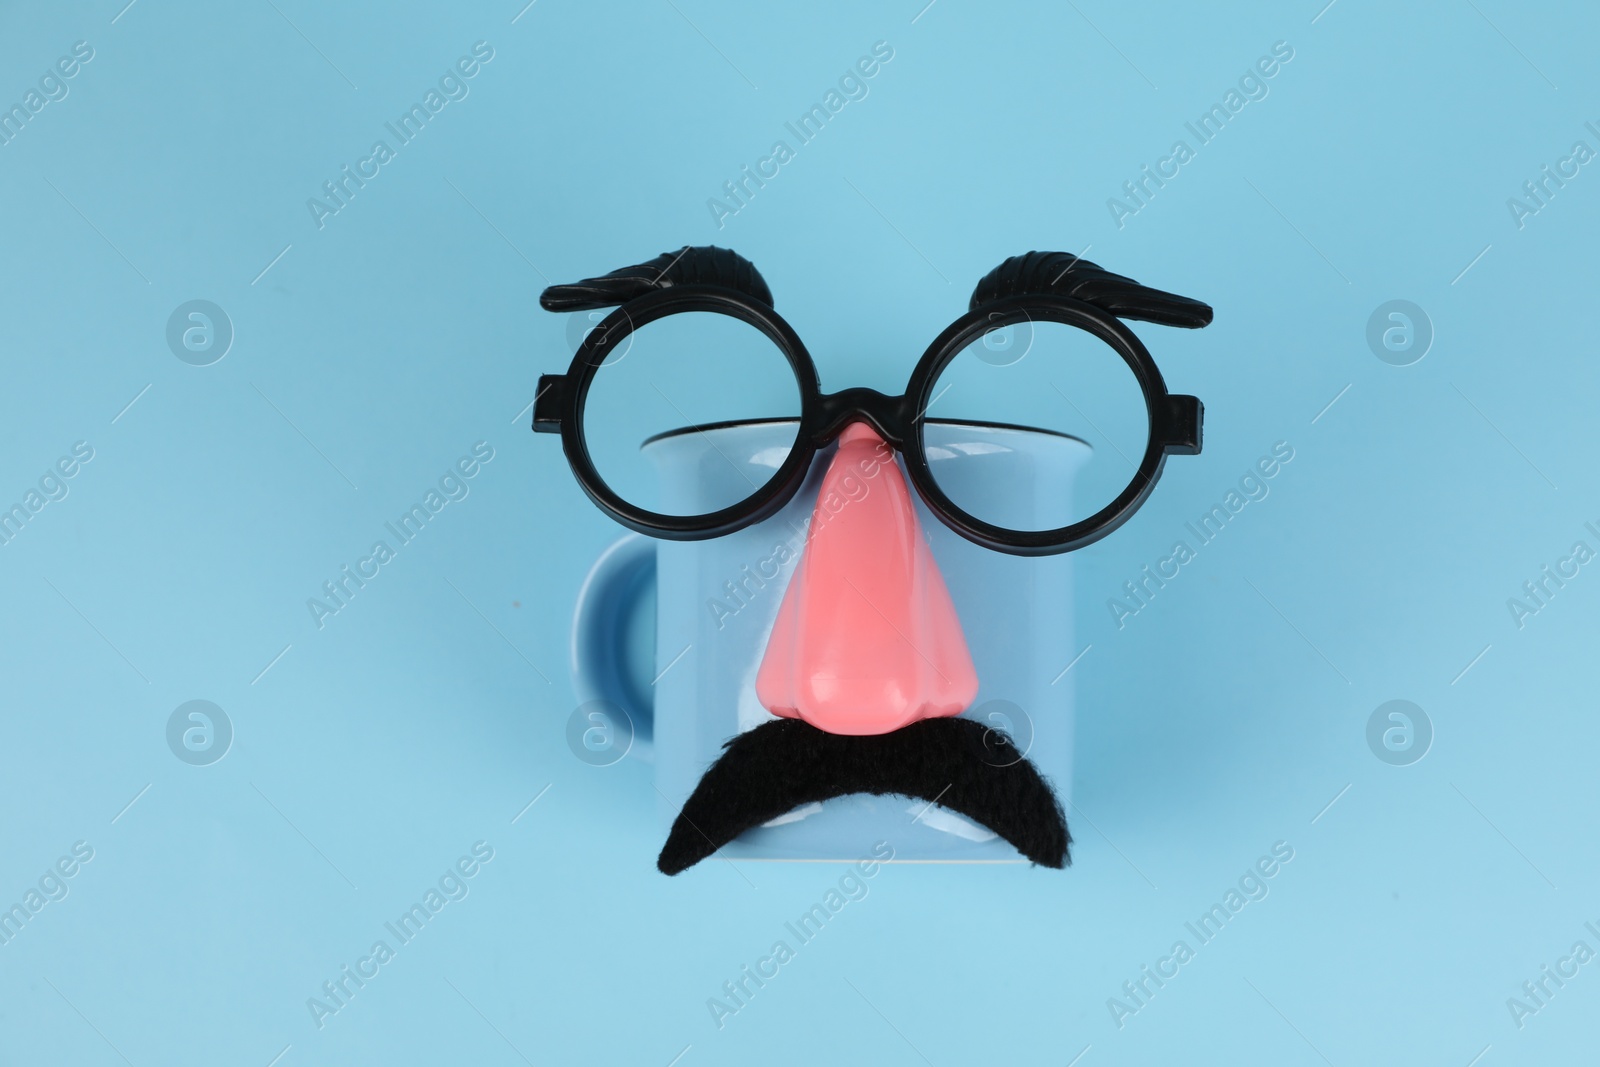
[{"left": 808, "top": 386, "right": 914, "bottom": 450}]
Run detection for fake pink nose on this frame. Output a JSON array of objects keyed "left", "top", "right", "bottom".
[{"left": 755, "top": 423, "right": 978, "bottom": 736}]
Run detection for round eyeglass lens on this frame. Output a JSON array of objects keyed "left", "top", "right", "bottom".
[
  {"left": 922, "top": 317, "right": 1150, "bottom": 533},
  {"left": 580, "top": 310, "right": 803, "bottom": 518}
]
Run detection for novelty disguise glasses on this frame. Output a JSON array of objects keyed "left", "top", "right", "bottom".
[
  {"left": 534, "top": 247, "right": 1211, "bottom": 556},
  {"left": 536, "top": 247, "right": 1212, "bottom": 874}
]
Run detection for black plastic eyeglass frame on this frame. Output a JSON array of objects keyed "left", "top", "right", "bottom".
[{"left": 534, "top": 285, "right": 1203, "bottom": 557}]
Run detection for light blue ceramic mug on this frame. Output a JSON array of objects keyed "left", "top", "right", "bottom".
[{"left": 571, "top": 419, "right": 1087, "bottom": 862}]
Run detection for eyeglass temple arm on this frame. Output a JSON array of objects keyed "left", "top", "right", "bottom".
[
  {"left": 1159, "top": 394, "right": 1203, "bottom": 455},
  {"left": 532, "top": 374, "right": 566, "bottom": 433}
]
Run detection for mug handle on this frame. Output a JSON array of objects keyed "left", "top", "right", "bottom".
[{"left": 570, "top": 533, "right": 656, "bottom": 761}]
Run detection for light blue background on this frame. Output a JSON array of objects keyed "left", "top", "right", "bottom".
[{"left": 2, "top": 1, "right": 1596, "bottom": 1064}]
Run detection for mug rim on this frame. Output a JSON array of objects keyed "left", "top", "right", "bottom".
[{"left": 641, "top": 416, "right": 1092, "bottom": 450}]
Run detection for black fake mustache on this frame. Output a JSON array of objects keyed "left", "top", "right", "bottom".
[{"left": 658, "top": 717, "right": 1070, "bottom": 875}]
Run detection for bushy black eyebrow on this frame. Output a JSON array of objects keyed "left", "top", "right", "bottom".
[
  {"left": 971, "top": 251, "right": 1214, "bottom": 329},
  {"left": 539, "top": 245, "right": 774, "bottom": 313}
]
